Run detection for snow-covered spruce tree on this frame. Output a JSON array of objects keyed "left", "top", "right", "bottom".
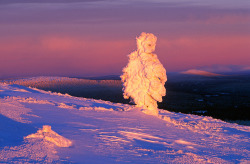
[{"left": 121, "top": 32, "right": 167, "bottom": 115}]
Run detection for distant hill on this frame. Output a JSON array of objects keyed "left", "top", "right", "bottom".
[
  {"left": 0, "top": 76, "right": 126, "bottom": 104},
  {"left": 1, "top": 75, "right": 250, "bottom": 122},
  {"left": 78, "top": 75, "right": 121, "bottom": 80},
  {"left": 1, "top": 76, "right": 121, "bottom": 88},
  {"left": 181, "top": 69, "right": 223, "bottom": 77}
]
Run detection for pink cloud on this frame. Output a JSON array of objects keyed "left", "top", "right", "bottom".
[
  {"left": 41, "top": 36, "right": 87, "bottom": 51},
  {"left": 0, "top": 35, "right": 134, "bottom": 77},
  {"left": 0, "top": 33, "right": 249, "bottom": 78},
  {"left": 242, "top": 66, "right": 250, "bottom": 71},
  {"left": 157, "top": 35, "right": 250, "bottom": 71},
  {"left": 204, "top": 14, "right": 250, "bottom": 24}
]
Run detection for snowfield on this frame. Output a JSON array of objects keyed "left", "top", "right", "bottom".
[{"left": 0, "top": 83, "right": 249, "bottom": 163}]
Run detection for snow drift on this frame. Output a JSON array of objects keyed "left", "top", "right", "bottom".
[{"left": 25, "top": 125, "right": 72, "bottom": 147}]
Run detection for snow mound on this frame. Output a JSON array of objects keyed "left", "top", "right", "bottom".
[
  {"left": 181, "top": 69, "right": 223, "bottom": 76},
  {"left": 25, "top": 125, "right": 72, "bottom": 147}
]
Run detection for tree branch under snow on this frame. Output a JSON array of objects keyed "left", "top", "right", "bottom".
[{"left": 121, "top": 32, "right": 167, "bottom": 113}]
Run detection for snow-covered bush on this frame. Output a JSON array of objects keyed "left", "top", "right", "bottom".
[{"left": 121, "top": 32, "right": 167, "bottom": 112}]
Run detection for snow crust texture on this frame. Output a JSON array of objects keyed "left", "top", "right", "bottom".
[
  {"left": 121, "top": 32, "right": 167, "bottom": 111},
  {"left": 0, "top": 82, "right": 249, "bottom": 163}
]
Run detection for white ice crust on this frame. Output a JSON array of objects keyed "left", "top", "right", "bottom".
[{"left": 121, "top": 32, "right": 167, "bottom": 112}]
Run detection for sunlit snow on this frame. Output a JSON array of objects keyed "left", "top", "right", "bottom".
[{"left": 0, "top": 82, "right": 249, "bottom": 163}]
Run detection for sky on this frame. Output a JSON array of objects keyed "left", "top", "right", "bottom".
[{"left": 0, "top": 0, "right": 250, "bottom": 78}]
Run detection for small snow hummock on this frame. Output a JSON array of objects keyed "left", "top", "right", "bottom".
[
  {"left": 25, "top": 125, "right": 72, "bottom": 147},
  {"left": 121, "top": 32, "right": 167, "bottom": 115}
]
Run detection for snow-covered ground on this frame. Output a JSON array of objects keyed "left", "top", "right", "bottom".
[{"left": 0, "top": 82, "right": 249, "bottom": 163}]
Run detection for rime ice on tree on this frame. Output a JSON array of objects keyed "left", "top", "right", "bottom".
[{"left": 121, "top": 32, "right": 167, "bottom": 113}]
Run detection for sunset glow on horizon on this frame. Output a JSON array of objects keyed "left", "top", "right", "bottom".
[{"left": 0, "top": 0, "right": 249, "bottom": 78}]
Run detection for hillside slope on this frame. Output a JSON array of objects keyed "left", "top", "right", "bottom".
[{"left": 0, "top": 83, "right": 249, "bottom": 163}]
